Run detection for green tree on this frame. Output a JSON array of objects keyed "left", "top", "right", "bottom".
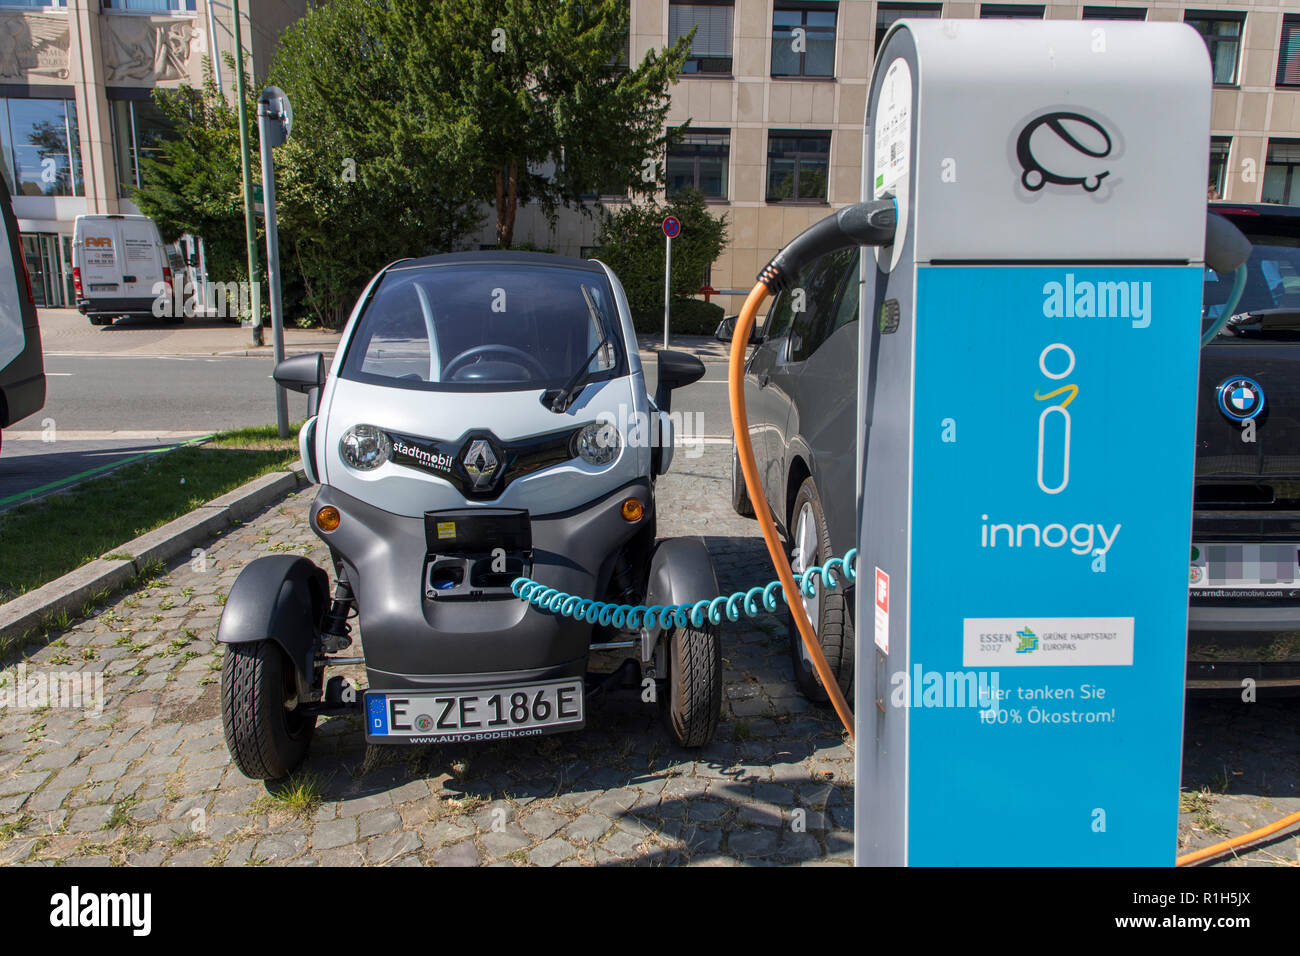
[
  {"left": 386, "top": 0, "right": 691, "bottom": 247},
  {"left": 595, "top": 189, "right": 728, "bottom": 332},
  {"left": 132, "top": 56, "right": 251, "bottom": 287},
  {"left": 268, "top": 0, "right": 484, "bottom": 327}
]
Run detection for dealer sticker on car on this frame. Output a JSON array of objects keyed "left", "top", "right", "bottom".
[{"left": 364, "top": 679, "right": 584, "bottom": 743}]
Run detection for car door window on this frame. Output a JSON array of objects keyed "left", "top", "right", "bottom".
[
  {"left": 763, "top": 290, "right": 795, "bottom": 341},
  {"left": 831, "top": 251, "right": 861, "bottom": 333},
  {"left": 789, "top": 248, "right": 855, "bottom": 362}
]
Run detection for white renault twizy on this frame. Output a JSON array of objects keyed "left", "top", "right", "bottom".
[{"left": 218, "top": 252, "right": 721, "bottom": 779}]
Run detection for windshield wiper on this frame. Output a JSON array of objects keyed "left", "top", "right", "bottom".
[
  {"left": 547, "top": 284, "right": 612, "bottom": 413},
  {"left": 548, "top": 336, "right": 608, "bottom": 412},
  {"left": 1228, "top": 308, "right": 1300, "bottom": 331}
]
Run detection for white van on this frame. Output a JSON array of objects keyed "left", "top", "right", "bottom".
[{"left": 72, "top": 214, "right": 175, "bottom": 326}]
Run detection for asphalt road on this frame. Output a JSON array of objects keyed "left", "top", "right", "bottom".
[{"left": 0, "top": 350, "right": 733, "bottom": 509}]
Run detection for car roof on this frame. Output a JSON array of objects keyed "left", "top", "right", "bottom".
[
  {"left": 389, "top": 250, "right": 605, "bottom": 274},
  {"left": 1210, "top": 202, "right": 1300, "bottom": 233}
]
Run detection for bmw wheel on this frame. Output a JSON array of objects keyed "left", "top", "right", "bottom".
[{"left": 787, "top": 477, "right": 854, "bottom": 705}]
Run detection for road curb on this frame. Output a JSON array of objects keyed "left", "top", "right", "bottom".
[{"left": 0, "top": 465, "right": 308, "bottom": 646}]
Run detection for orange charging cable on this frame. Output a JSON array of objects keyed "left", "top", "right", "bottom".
[
  {"left": 1176, "top": 808, "right": 1300, "bottom": 866},
  {"left": 727, "top": 281, "right": 855, "bottom": 741}
]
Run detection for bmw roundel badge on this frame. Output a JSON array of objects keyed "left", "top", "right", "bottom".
[{"left": 1216, "top": 376, "right": 1264, "bottom": 423}]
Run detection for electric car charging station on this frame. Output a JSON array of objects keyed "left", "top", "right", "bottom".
[{"left": 852, "top": 20, "right": 1214, "bottom": 866}]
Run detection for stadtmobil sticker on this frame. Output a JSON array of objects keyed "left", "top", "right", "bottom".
[
  {"left": 962, "top": 617, "right": 1134, "bottom": 667},
  {"left": 874, "top": 568, "right": 890, "bottom": 653}
]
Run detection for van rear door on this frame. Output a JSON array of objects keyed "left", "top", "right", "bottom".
[
  {"left": 78, "top": 219, "right": 122, "bottom": 297},
  {"left": 119, "top": 218, "right": 163, "bottom": 301}
]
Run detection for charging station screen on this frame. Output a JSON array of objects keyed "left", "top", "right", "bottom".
[{"left": 907, "top": 264, "right": 1203, "bottom": 865}]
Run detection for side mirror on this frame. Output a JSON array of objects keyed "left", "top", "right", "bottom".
[
  {"left": 274, "top": 352, "right": 326, "bottom": 416},
  {"left": 654, "top": 349, "right": 705, "bottom": 414},
  {"left": 714, "top": 314, "right": 761, "bottom": 345}
]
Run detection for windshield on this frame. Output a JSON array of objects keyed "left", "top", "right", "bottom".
[
  {"left": 341, "top": 262, "right": 624, "bottom": 391},
  {"left": 1205, "top": 231, "right": 1300, "bottom": 321}
]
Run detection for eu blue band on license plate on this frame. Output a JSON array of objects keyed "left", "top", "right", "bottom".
[{"left": 367, "top": 694, "right": 389, "bottom": 735}]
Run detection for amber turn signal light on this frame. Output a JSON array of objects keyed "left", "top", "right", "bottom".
[
  {"left": 621, "top": 498, "right": 644, "bottom": 522},
  {"left": 315, "top": 506, "right": 341, "bottom": 532}
]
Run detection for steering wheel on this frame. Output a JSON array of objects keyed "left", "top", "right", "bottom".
[{"left": 443, "top": 345, "right": 548, "bottom": 380}]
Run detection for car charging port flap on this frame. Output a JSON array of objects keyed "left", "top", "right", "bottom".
[{"left": 422, "top": 508, "right": 532, "bottom": 600}]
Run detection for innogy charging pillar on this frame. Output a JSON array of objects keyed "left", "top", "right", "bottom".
[{"left": 854, "top": 21, "right": 1211, "bottom": 865}]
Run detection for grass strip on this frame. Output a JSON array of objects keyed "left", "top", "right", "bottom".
[{"left": 0, "top": 439, "right": 298, "bottom": 603}]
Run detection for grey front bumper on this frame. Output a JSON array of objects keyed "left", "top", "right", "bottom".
[{"left": 312, "top": 479, "right": 652, "bottom": 689}]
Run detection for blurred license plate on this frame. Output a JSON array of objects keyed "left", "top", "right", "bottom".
[
  {"left": 1189, "top": 543, "right": 1300, "bottom": 589},
  {"left": 364, "top": 679, "right": 583, "bottom": 743},
  {"left": 89, "top": 283, "right": 117, "bottom": 291}
]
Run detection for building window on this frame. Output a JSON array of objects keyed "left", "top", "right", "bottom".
[
  {"left": 1185, "top": 12, "right": 1243, "bottom": 86},
  {"left": 1262, "top": 140, "right": 1300, "bottom": 206},
  {"left": 0, "top": 97, "right": 82, "bottom": 197},
  {"left": 767, "top": 131, "right": 830, "bottom": 202},
  {"left": 1279, "top": 15, "right": 1300, "bottom": 88},
  {"left": 102, "top": 1, "right": 198, "bottom": 10},
  {"left": 669, "top": 2, "right": 733, "bottom": 75},
  {"left": 875, "top": 3, "right": 941, "bottom": 54},
  {"left": 667, "top": 131, "right": 729, "bottom": 199},
  {"left": 1208, "top": 137, "right": 1230, "bottom": 200},
  {"left": 772, "top": 4, "right": 837, "bottom": 78},
  {"left": 980, "top": 5, "right": 1045, "bottom": 19},
  {"left": 108, "top": 96, "right": 175, "bottom": 195},
  {"left": 1081, "top": 6, "right": 1146, "bottom": 20},
  {"left": 1, "top": 1, "right": 68, "bottom": 7}
]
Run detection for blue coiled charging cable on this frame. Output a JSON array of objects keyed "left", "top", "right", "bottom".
[{"left": 512, "top": 548, "right": 857, "bottom": 631}]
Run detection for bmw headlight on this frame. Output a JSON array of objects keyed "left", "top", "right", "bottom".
[
  {"left": 574, "top": 421, "right": 620, "bottom": 466},
  {"left": 339, "top": 424, "right": 391, "bottom": 471}
]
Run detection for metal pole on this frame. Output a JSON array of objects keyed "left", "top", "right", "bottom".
[
  {"left": 663, "top": 234, "right": 671, "bottom": 349},
  {"left": 258, "top": 104, "right": 288, "bottom": 439},
  {"left": 207, "top": 0, "right": 224, "bottom": 95},
  {"left": 231, "top": 0, "right": 262, "bottom": 345}
]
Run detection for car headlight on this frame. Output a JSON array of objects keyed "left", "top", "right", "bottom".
[
  {"left": 339, "top": 424, "right": 391, "bottom": 471},
  {"left": 574, "top": 421, "right": 620, "bottom": 466}
]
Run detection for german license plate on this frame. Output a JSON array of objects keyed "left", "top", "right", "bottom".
[
  {"left": 364, "top": 679, "right": 584, "bottom": 743},
  {"left": 89, "top": 283, "right": 118, "bottom": 291},
  {"left": 1190, "top": 542, "right": 1300, "bottom": 589}
]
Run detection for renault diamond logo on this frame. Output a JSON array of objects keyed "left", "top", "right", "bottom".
[
  {"left": 463, "top": 439, "right": 500, "bottom": 491},
  {"left": 1217, "top": 376, "right": 1264, "bottom": 423}
]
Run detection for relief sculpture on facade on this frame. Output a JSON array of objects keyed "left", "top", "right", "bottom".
[
  {"left": 103, "top": 16, "right": 197, "bottom": 83},
  {"left": 0, "top": 14, "right": 71, "bottom": 81}
]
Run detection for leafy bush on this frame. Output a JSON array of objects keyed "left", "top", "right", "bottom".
[
  {"left": 595, "top": 190, "right": 728, "bottom": 320},
  {"left": 632, "top": 297, "right": 724, "bottom": 336}
]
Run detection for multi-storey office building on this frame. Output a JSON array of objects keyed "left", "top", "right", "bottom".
[
  {"left": 495, "top": 1, "right": 1300, "bottom": 313},
  {"left": 0, "top": 0, "right": 304, "bottom": 308}
]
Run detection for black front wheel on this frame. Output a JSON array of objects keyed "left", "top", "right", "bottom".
[
  {"left": 661, "top": 624, "right": 722, "bottom": 747},
  {"left": 221, "top": 640, "right": 316, "bottom": 780},
  {"left": 730, "top": 437, "right": 755, "bottom": 517}
]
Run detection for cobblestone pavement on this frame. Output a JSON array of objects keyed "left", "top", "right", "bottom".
[{"left": 0, "top": 445, "right": 1295, "bottom": 866}]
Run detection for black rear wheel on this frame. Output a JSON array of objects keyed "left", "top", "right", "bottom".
[
  {"left": 661, "top": 624, "right": 722, "bottom": 747},
  {"left": 221, "top": 640, "right": 316, "bottom": 780}
]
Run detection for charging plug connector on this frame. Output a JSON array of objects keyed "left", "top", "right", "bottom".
[{"left": 758, "top": 198, "right": 898, "bottom": 292}]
